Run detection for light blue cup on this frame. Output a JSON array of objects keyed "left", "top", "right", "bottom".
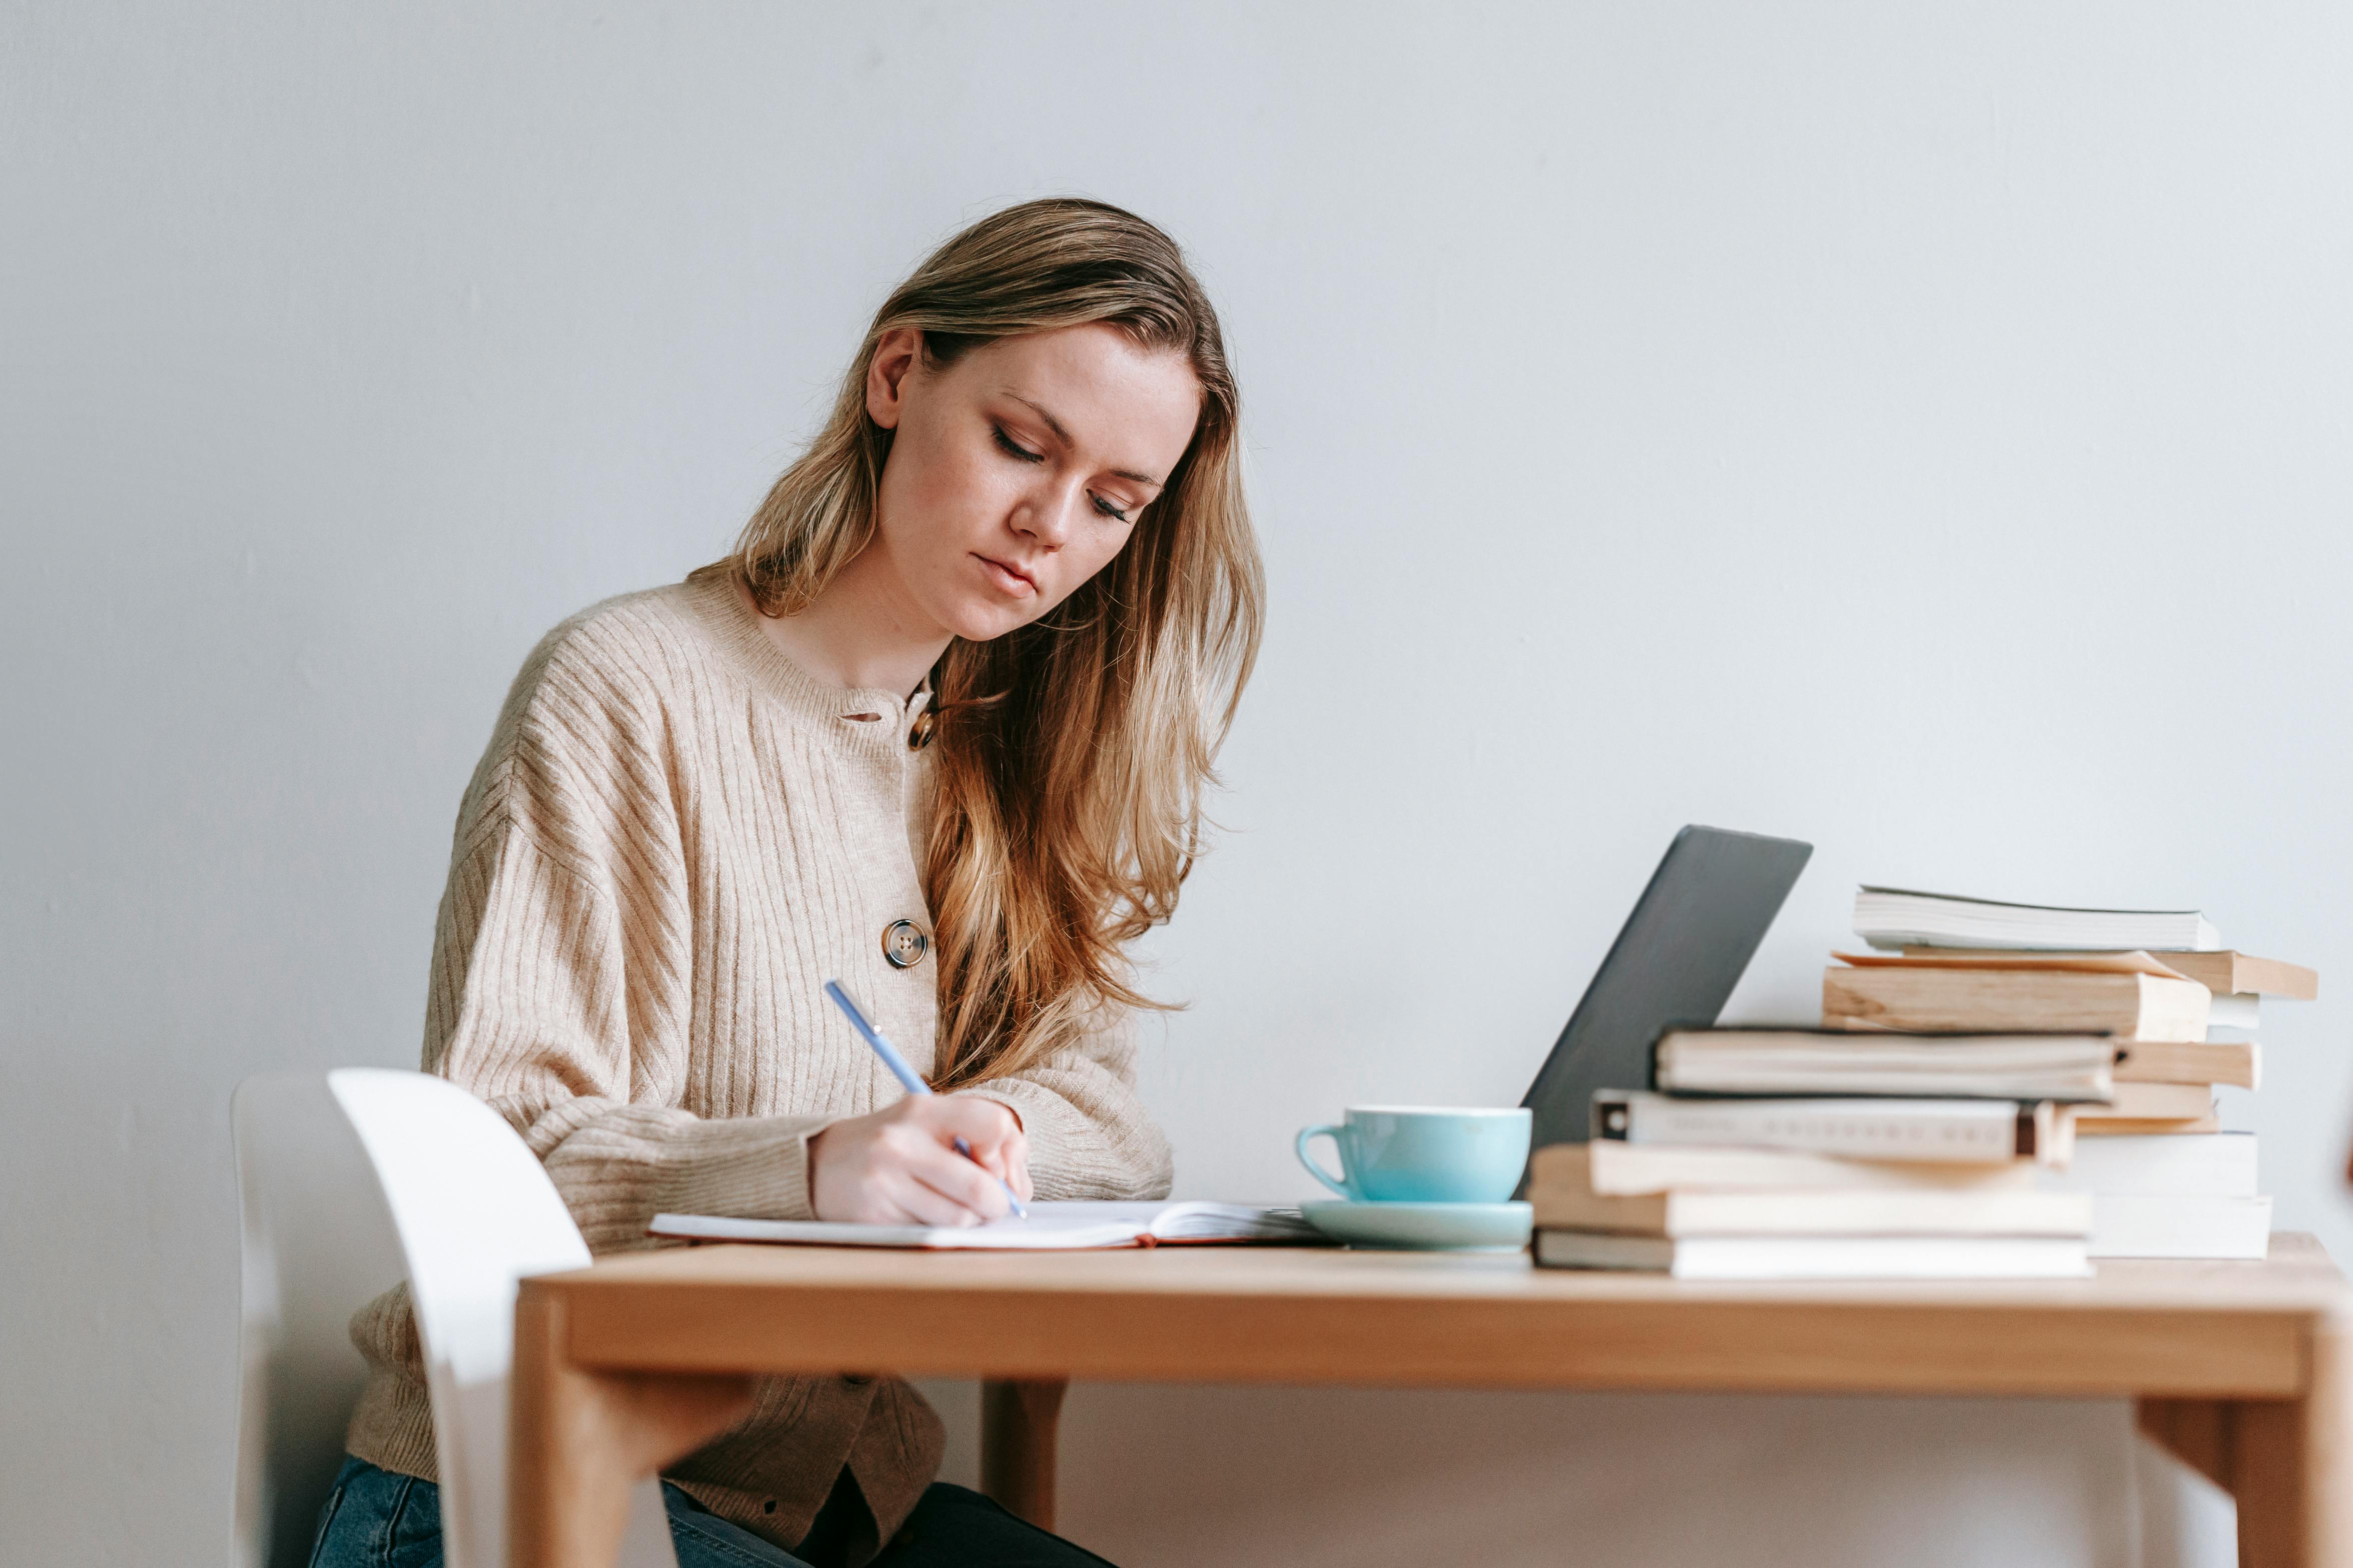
[{"left": 1294, "top": 1105, "right": 1533, "bottom": 1204}]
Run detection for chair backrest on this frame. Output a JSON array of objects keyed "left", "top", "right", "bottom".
[
  {"left": 233, "top": 1069, "right": 676, "bottom": 1568},
  {"left": 231, "top": 1073, "right": 410, "bottom": 1568},
  {"left": 326, "top": 1068, "right": 597, "bottom": 1568}
]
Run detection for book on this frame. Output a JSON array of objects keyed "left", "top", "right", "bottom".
[
  {"left": 1852, "top": 949, "right": 2266, "bottom": 1037},
  {"left": 2036, "top": 1131, "right": 2257, "bottom": 1195},
  {"left": 1538, "top": 1139, "right": 2041, "bottom": 1197},
  {"left": 1534, "top": 1230, "right": 2091, "bottom": 1279},
  {"left": 2205, "top": 994, "right": 2261, "bottom": 1033},
  {"left": 1844, "top": 949, "right": 2198, "bottom": 980},
  {"left": 1651, "top": 1028, "right": 2115, "bottom": 1100},
  {"left": 2112, "top": 1038, "right": 2258, "bottom": 1090},
  {"left": 2033, "top": 1133, "right": 2266, "bottom": 1257},
  {"left": 2202, "top": 1001, "right": 2258, "bottom": 1034},
  {"left": 1532, "top": 1153, "right": 2090, "bottom": 1237},
  {"left": 1855, "top": 887, "right": 2220, "bottom": 952},
  {"left": 1822, "top": 964, "right": 2208, "bottom": 1042},
  {"left": 2072, "top": 1082, "right": 2216, "bottom": 1121},
  {"left": 1903, "top": 947, "right": 2315, "bottom": 1001},
  {"left": 647, "top": 1200, "right": 1322, "bottom": 1250},
  {"left": 2075, "top": 1113, "right": 2221, "bottom": 1136},
  {"left": 1592, "top": 1089, "right": 2070, "bottom": 1165},
  {"left": 2073, "top": 1195, "right": 2272, "bottom": 1259}
]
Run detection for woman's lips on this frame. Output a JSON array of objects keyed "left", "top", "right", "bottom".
[{"left": 975, "top": 554, "right": 1038, "bottom": 597}]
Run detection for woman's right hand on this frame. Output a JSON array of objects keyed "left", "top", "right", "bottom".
[{"left": 807, "top": 1095, "right": 1032, "bottom": 1225}]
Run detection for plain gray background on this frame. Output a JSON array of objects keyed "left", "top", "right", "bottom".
[{"left": 7, "top": 4, "right": 2349, "bottom": 1563}]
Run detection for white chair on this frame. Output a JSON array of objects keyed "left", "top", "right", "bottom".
[
  {"left": 233, "top": 1068, "right": 676, "bottom": 1568},
  {"left": 231, "top": 1073, "right": 406, "bottom": 1567}
]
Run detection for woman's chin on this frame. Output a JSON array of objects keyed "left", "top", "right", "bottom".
[{"left": 939, "top": 597, "right": 1037, "bottom": 644}]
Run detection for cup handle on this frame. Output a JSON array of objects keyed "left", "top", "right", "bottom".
[{"left": 1294, "top": 1124, "right": 1356, "bottom": 1199}]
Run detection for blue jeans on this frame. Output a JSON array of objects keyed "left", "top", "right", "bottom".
[{"left": 308, "top": 1455, "right": 1116, "bottom": 1568}]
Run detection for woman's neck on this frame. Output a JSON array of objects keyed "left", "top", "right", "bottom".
[{"left": 735, "top": 544, "right": 951, "bottom": 696}]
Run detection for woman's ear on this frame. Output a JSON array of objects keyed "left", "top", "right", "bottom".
[{"left": 865, "top": 327, "right": 924, "bottom": 430}]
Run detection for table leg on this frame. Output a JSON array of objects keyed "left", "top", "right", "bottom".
[
  {"left": 2136, "top": 1312, "right": 2353, "bottom": 1568},
  {"left": 2231, "top": 1312, "right": 2352, "bottom": 1568},
  {"left": 981, "top": 1378, "right": 1068, "bottom": 1532},
  {"left": 2137, "top": 1397, "right": 2231, "bottom": 1492},
  {"left": 509, "top": 1286, "right": 755, "bottom": 1568}
]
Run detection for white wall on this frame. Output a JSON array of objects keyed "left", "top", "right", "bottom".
[{"left": 6, "top": 4, "right": 2348, "bottom": 1563}]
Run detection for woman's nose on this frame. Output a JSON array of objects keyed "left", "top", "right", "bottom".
[{"left": 1013, "top": 480, "right": 1083, "bottom": 549}]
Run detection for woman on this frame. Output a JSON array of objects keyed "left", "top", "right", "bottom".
[{"left": 314, "top": 198, "right": 1262, "bottom": 1568}]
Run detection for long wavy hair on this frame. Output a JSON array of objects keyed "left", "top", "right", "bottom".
[{"left": 705, "top": 198, "right": 1263, "bottom": 1089}]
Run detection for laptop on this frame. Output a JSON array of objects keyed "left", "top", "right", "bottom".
[{"left": 1519, "top": 825, "right": 1813, "bottom": 1154}]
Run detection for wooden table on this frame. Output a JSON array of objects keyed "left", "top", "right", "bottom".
[{"left": 510, "top": 1233, "right": 2352, "bottom": 1567}]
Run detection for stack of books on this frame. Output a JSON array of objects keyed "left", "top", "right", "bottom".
[
  {"left": 1530, "top": 888, "right": 2313, "bottom": 1276},
  {"left": 1530, "top": 1030, "right": 2107, "bottom": 1278},
  {"left": 1848, "top": 887, "right": 2314, "bottom": 1259}
]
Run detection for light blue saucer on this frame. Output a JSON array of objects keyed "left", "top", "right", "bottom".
[{"left": 1301, "top": 1200, "right": 1533, "bottom": 1251}]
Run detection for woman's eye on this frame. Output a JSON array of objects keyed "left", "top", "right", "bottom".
[
  {"left": 991, "top": 425, "right": 1045, "bottom": 464},
  {"left": 1091, "top": 495, "right": 1131, "bottom": 523}
]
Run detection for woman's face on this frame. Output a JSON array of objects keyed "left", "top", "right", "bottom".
[{"left": 864, "top": 322, "right": 1203, "bottom": 643}]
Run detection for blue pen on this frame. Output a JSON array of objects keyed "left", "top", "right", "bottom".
[{"left": 824, "top": 978, "right": 1029, "bottom": 1220}]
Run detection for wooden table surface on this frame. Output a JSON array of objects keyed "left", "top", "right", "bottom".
[{"left": 509, "top": 1233, "right": 2353, "bottom": 1567}]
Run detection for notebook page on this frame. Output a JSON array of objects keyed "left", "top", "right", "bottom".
[
  {"left": 648, "top": 1210, "right": 1152, "bottom": 1249},
  {"left": 649, "top": 1201, "right": 1321, "bottom": 1249}
]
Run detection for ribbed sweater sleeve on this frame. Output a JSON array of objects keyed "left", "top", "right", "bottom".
[
  {"left": 961, "top": 1004, "right": 1174, "bottom": 1200},
  {"left": 420, "top": 627, "right": 826, "bottom": 1249}
]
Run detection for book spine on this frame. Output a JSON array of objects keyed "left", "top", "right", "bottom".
[
  {"left": 1583, "top": 1140, "right": 2037, "bottom": 1195},
  {"left": 1598, "top": 1091, "right": 2028, "bottom": 1164}
]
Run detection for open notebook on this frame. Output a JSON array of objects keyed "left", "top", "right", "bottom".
[{"left": 648, "top": 1200, "right": 1321, "bottom": 1250}]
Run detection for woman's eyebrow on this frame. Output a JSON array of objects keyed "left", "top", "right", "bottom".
[{"left": 1004, "top": 391, "right": 1165, "bottom": 488}]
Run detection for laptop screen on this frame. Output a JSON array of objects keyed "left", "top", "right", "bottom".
[{"left": 1520, "top": 825, "right": 1812, "bottom": 1153}]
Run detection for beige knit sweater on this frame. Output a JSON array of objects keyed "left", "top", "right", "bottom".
[{"left": 344, "top": 572, "right": 1173, "bottom": 1559}]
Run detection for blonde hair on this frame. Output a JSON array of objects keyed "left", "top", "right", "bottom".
[{"left": 708, "top": 198, "right": 1263, "bottom": 1088}]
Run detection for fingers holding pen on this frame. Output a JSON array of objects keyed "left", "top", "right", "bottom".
[
  {"left": 903, "top": 1142, "right": 1016, "bottom": 1224},
  {"left": 818, "top": 982, "right": 1033, "bottom": 1215},
  {"left": 939, "top": 1095, "right": 1032, "bottom": 1200},
  {"left": 809, "top": 1094, "right": 1030, "bottom": 1224},
  {"left": 883, "top": 1161, "right": 1004, "bottom": 1227}
]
